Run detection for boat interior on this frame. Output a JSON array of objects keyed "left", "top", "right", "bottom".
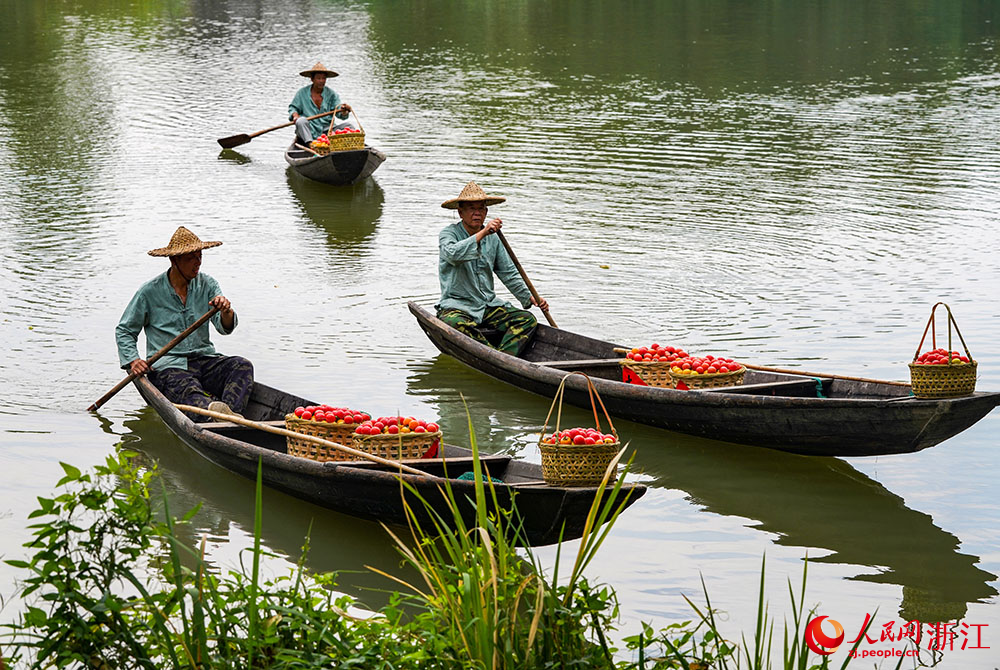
[
  {"left": 475, "top": 323, "right": 913, "bottom": 401},
  {"left": 189, "top": 386, "right": 544, "bottom": 484}
]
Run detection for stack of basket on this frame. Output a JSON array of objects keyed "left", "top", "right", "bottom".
[{"left": 618, "top": 346, "right": 746, "bottom": 389}]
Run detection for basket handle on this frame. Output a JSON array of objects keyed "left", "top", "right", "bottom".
[
  {"left": 537, "top": 372, "right": 618, "bottom": 445},
  {"left": 912, "top": 302, "right": 974, "bottom": 364},
  {"left": 328, "top": 106, "right": 363, "bottom": 135}
]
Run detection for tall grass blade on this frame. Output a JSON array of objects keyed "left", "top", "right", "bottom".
[{"left": 247, "top": 457, "right": 263, "bottom": 666}]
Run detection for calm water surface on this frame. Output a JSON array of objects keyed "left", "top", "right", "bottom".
[{"left": 2, "top": 1, "right": 1000, "bottom": 666}]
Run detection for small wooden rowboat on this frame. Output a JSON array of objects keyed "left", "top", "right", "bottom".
[
  {"left": 284, "top": 143, "right": 386, "bottom": 185},
  {"left": 133, "top": 376, "right": 645, "bottom": 546},
  {"left": 408, "top": 302, "right": 1000, "bottom": 457}
]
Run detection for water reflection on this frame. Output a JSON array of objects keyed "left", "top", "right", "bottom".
[
  {"left": 285, "top": 172, "right": 384, "bottom": 251},
  {"left": 407, "top": 355, "right": 997, "bottom": 622},
  {"left": 635, "top": 441, "right": 998, "bottom": 623},
  {"left": 117, "top": 407, "right": 414, "bottom": 611},
  {"left": 366, "top": 0, "right": 1000, "bottom": 88},
  {"left": 217, "top": 148, "right": 252, "bottom": 166}
]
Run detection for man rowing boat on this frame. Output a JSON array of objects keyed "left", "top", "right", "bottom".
[
  {"left": 436, "top": 181, "right": 549, "bottom": 355},
  {"left": 289, "top": 61, "right": 353, "bottom": 146},
  {"left": 116, "top": 227, "right": 252, "bottom": 418}
]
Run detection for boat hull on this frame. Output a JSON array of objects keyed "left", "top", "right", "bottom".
[
  {"left": 133, "top": 376, "right": 643, "bottom": 546},
  {"left": 284, "top": 144, "right": 385, "bottom": 185},
  {"left": 408, "top": 302, "right": 1000, "bottom": 457}
]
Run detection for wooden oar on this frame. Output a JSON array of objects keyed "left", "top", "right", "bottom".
[
  {"left": 741, "top": 363, "right": 910, "bottom": 387},
  {"left": 294, "top": 142, "right": 321, "bottom": 156},
  {"left": 217, "top": 110, "right": 337, "bottom": 149},
  {"left": 610, "top": 347, "right": 909, "bottom": 387},
  {"left": 87, "top": 307, "right": 220, "bottom": 411},
  {"left": 174, "top": 404, "right": 439, "bottom": 478},
  {"left": 496, "top": 230, "right": 557, "bottom": 328}
]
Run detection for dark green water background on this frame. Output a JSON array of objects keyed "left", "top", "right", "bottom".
[{"left": 2, "top": 1, "right": 1000, "bottom": 664}]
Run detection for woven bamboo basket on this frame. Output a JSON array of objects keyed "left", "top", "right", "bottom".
[
  {"left": 284, "top": 414, "right": 362, "bottom": 462},
  {"left": 908, "top": 361, "right": 977, "bottom": 398},
  {"left": 667, "top": 366, "right": 746, "bottom": 390},
  {"left": 537, "top": 372, "right": 623, "bottom": 487},
  {"left": 325, "top": 131, "right": 364, "bottom": 152},
  {"left": 619, "top": 360, "right": 673, "bottom": 387},
  {"left": 908, "top": 303, "right": 977, "bottom": 399},
  {"left": 539, "top": 441, "right": 621, "bottom": 488},
  {"left": 324, "top": 109, "right": 366, "bottom": 152},
  {"left": 351, "top": 431, "right": 442, "bottom": 460}
]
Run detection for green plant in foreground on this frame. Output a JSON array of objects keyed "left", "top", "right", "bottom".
[
  {"left": 1, "top": 434, "right": 875, "bottom": 669},
  {"left": 369, "top": 405, "right": 639, "bottom": 669},
  {"left": 1, "top": 450, "right": 423, "bottom": 669}
]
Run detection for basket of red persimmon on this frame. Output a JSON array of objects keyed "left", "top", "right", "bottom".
[
  {"left": 620, "top": 343, "right": 745, "bottom": 389},
  {"left": 667, "top": 355, "right": 746, "bottom": 389},
  {"left": 352, "top": 416, "right": 442, "bottom": 460},
  {"left": 908, "top": 303, "right": 977, "bottom": 399},
  {"left": 619, "top": 343, "right": 691, "bottom": 387},
  {"left": 538, "top": 373, "right": 622, "bottom": 487},
  {"left": 309, "top": 127, "right": 364, "bottom": 155},
  {"left": 286, "top": 405, "right": 370, "bottom": 462}
]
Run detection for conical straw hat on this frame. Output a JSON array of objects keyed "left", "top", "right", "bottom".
[
  {"left": 148, "top": 226, "right": 223, "bottom": 257},
  {"left": 441, "top": 181, "right": 506, "bottom": 209},
  {"left": 299, "top": 61, "right": 339, "bottom": 78}
]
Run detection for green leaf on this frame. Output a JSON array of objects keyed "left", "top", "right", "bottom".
[{"left": 59, "top": 461, "right": 82, "bottom": 480}]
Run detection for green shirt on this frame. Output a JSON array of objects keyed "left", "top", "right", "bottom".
[
  {"left": 436, "top": 223, "right": 532, "bottom": 322},
  {"left": 116, "top": 271, "right": 238, "bottom": 371},
  {"left": 288, "top": 84, "right": 342, "bottom": 140}
]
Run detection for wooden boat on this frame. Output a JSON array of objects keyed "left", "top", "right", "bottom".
[
  {"left": 284, "top": 143, "right": 385, "bottom": 185},
  {"left": 133, "top": 375, "right": 645, "bottom": 546},
  {"left": 408, "top": 302, "right": 1000, "bottom": 457}
]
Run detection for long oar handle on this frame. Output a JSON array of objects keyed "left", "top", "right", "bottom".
[
  {"left": 496, "top": 230, "right": 557, "bottom": 328},
  {"left": 611, "top": 347, "right": 909, "bottom": 387},
  {"left": 87, "top": 307, "right": 220, "bottom": 411},
  {"left": 174, "top": 405, "right": 439, "bottom": 479},
  {"left": 294, "top": 142, "right": 321, "bottom": 156},
  {"left": 250, "top": 110, "right": 337, "bottom": 139},
  {"left": 740, "top": 363, "right": 910, "bottom": 387}
]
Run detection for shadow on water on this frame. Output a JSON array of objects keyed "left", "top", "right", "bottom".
[
  {"left": 114, "top": 407, "right": 414, "bottom": 611},
  {"left": 285, "top": 171, "right": 384, "bottom": 251},
  {"left": 217, "top": 148, "right": 252, "bottom": 166},
  {"left": 406, "top": 354, "right": 997, "bottom": 623}
]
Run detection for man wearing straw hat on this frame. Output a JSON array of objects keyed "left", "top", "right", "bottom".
[
  {"left": 116, "top": 226, "right": 252, "bottom": 418},
  {"left": 289, "top": 61, "right": 353, "bottom": 145},
  {"left": 437, "top": 181, "right": 549, "bottom": 355}
]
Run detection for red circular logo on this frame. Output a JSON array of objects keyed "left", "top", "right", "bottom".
[{"left": 805, "top": 616, "right": 845, "bottom": 655}]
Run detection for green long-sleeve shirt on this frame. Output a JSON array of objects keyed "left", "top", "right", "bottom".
[
  {"left": 116, "top": 271, "right": 237, "bottom": 371},
  {"left": 288, "top": 84, "right": 342, "bottom": 140},
  {"left": 436, "top": 223, "right": 532, "bottom": 322}
]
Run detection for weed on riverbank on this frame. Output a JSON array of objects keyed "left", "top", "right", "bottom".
[{"left": 1, "top": 437, "right": 865, "bottom": 669}]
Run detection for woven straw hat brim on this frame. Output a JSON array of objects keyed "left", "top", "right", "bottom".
[
  {"left": 148, "top": 240, "right": 222, "bottom": 257},
  {"left": 441, "top": 195, "right": 506, "bottom": 210},
  {"left": 441, "top": 181, "right": 506, "bottom": 209},
  {"left": 300, "top": 62, "right": 339, "bottom": 78},
  {"left": 148, "top": 226, "right": 223, "bottom": 257}
]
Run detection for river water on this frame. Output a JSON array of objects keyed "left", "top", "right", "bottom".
[{"left": 2, "top": 0, "right": 1000, "bottom": 666}]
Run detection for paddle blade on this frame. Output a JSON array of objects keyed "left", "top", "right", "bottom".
[{"left": 217, "top": 133, "right": 251, "bottom": 149}]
